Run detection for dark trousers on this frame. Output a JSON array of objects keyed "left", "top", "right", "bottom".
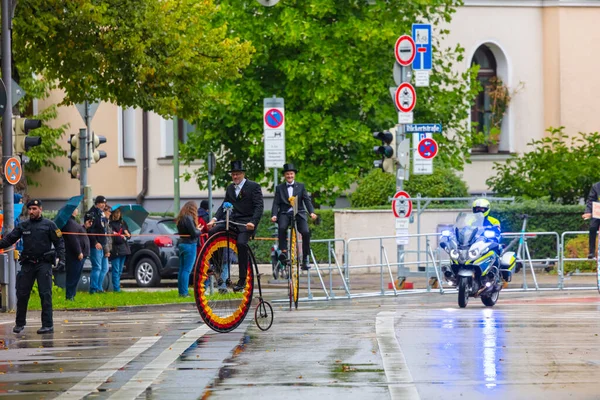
[
  {"left": 65, "top": 256, "right": 85, "bottom": 299},
  {"left": 16, "top": 262, "right": 53, "bottom": 328},
  {"left": 209, "top": 225, "right": 252, "bottom": 283},
  {"left": 589, "top": 219, "right": 600, "bottom": 255},
  {"left": 278, "top": 212, "right": 311, "bottom": 261}
]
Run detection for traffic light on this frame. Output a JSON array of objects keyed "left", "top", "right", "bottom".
[
  {"left": 13, "top": 118, "right": 42, "bottom": 155},
  {"left": 373, "top": 130, "right": 397, "bottom": 173},
  {"left": 90, "top": 132, "right": 107, "bottom": 163},
  {"left": 68, "top": 134, "right": 80, "bottom": 179}
]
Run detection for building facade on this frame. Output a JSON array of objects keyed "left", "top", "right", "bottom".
[{"left": 27, "top": 0, "right": 600, "bottom": 210}]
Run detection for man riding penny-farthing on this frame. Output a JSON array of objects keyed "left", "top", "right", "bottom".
[{"left": 193, "top": 160, "right": 273, "bottom": 332}]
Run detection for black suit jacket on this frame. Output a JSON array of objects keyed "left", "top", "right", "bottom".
[
  {"left": 215, "top": 179, "right": 264, "bottom": 226},
  {"left": 271, "top": 181, "right": 315, "bottom": 220}
]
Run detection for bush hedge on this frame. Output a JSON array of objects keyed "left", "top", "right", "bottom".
[
  {"left": 350, "top": 167, "right": 469, "bottom": 208},
  {"left": 492, "top": 200, "right": 587, "bottom": 260},
  {"left": 563, "top": 235, "right": 596, "bottom": 273},
  {"left": 249, "top": 209, "right": 334, "bottom": 264}
]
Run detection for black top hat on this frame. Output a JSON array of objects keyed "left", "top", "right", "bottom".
[
  {"left": 229, "top": 160, "right": 246, "bottom": 172},
  {"left": 282, "top": 163, "right": 297, "bottom": 173}
]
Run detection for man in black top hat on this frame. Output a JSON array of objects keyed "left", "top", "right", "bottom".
[
  {"left": 271, "top": 163, "right": 317, "bottom": 270},
  {"left": 0, "top": 199, "right": 65, "bottom": 335},
  {"left": 208, "top": 160, "right": 264, "bottom": 291}
]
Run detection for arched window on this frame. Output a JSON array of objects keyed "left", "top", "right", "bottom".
[{"left": 471, "top": 45, "right": 497, "bottom": 151}]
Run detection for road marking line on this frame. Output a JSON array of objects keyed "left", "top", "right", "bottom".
[
  {"left": 56, "top": 336, "right": 160, "bottom": 400},
  {"left": 108, "top": 325, "right": 209, "bottom": 399},
  {"left": 376, "top": 311, "right": 420, "bottom": 400}
]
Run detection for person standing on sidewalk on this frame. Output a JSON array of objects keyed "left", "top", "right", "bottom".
[
  {"left": 62, "top": 208, "right": 90, "bottom": 301},
  {"left": 582, "top": 181, "right": 600, "bottom": 259},
  {"left": 87, "top": 195, "right": 108, "bottom": 293},
  {"left": 176, "top": 201, "right": 202, "bottom": 297},
  {"left": 0, "top": 199, "right": 65, "bottom": 334},
  {"left": 271, "top": 163, "right": 317, "bottom": 270},
  {"left": 107, "top": 208, "right": 131, "bottom": 292}
]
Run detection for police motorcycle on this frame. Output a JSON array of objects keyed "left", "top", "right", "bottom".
[{"left": 440, "top": 212, "right": 516, "bottom": 308}]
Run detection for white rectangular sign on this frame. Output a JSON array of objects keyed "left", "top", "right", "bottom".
[
  {"left": 395, "top": 218, "right": 409, "bottom": 229},
  {"left": 396, "top": 229, "right": 409, "bottom": 245},
  {"left": 264, "top": 98, "right": 285, "bottom": 169},
  {"left": 413, "top": 132, "right": 433, "bottom": 175},
  {"left": 414, "top": 70, "right": 430, "bottom": 87},
  {"left": 398, "top": 111, "right": 414, "bottom": 124},
  {"left": 264, "top": 129, "right": 285, "bottom": 168}
]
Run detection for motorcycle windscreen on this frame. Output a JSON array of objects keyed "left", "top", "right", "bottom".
[{"left": 454, "top": 212, "right": 485, "bottom": 247}]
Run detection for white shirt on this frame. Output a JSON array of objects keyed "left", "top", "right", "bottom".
[
  {"left": 286, "top": 181, "right": 295, "bottom": 198},
  {"left": 235, "top": 179, "right": 247, "bottom": 197}
]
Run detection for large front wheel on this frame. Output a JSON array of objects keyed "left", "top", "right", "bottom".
[
  {"left": 458, "top": 277, "right": 469, "bottom": 308},
  {"left": 481, "top": 290, "right": 500, "bottom": 307},
  {"left": 193, "top": 231, "right": 254, "bottom": 333}
]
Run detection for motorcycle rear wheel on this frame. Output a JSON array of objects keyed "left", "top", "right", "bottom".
[
  {"left": 481, "top": 289, "right": 500, "bottom": 307},
  {"left": 458, "top": 278, "right": 469, "bottom": 308}
]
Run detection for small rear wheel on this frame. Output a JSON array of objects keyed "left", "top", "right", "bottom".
[
  {"left": 255, "top": 300, "right": 274, "bottom": 331},
  {"left": 272, "top": 257, "right": 279, "bottom": 280}
]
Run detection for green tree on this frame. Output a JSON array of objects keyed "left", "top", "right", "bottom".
[
  {"left": 12, "top": 0, "right": 253, "bottom": 119},
  {"left": 180, "top": 0, "right": 479, "bottom": 206},
  {"left": 486, "top": 127, "right": 600, "bottom": 204}
]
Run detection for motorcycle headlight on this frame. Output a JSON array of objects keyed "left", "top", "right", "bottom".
[
  {"left": 450, "top": 249, "right": 459, "bottom": 260},
  {"left": 469, "top": 248, "right": 480, "bottom": 259},
  {"left": 441, "top": 230, "right": 451, "bottom": 237},
  {"left": 484, "top": 230, "right": 496, "bottom": 239}
]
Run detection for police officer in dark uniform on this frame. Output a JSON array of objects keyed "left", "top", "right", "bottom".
[{"left": 0, "top": 199, "right": 65, "bottom": 334}]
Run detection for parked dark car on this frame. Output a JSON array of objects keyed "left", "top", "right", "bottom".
[{"left": 121, "top": 217, "right": 182, "bottom": 287}]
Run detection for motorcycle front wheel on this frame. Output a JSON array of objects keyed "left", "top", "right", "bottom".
[
  {"left": 458, "top": 277, "right": 469, "bottom": 308},
  {"left": 481, "top": 290, "right": 500, "bottom": 307}
]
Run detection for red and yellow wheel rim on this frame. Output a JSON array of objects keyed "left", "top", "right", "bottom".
[{"left": 193, "top": 232, "right": 254, "bottom": 333}]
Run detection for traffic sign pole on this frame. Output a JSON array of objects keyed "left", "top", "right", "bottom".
[
  {"left": 1, "top": 0, "right": 16, "bottom": 311},
  {"left": 396, "top": 65, "right": 411, "bottom": 281}
]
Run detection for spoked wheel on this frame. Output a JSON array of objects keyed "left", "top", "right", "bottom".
[
  {"left": 193, "top": 231, "right": 254, "bottom": 333},
  {"left": 290, "top": 228, "right": 300, "bottom": 310},
  {"left": 254, "top": 300, "right": 274, "bottom": 331},
  {"left": 481, "top": 289, "right": 500, "bottom": 307},
  {"left": 458, "top": 277, "right": 469, "bottom": 308}
]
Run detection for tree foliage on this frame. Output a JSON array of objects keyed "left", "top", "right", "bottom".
[
  {"left": 13, "top": 0, "right": 253, "bottom": 119},
  {"left": 180, "top": 0, "right": 479, "bottom": 206},
  {"left": 486, "top": 127, "right": 600, "bottom": 204}
]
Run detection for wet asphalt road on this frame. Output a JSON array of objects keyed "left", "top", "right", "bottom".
[{"left": 1, "top": 289, "right": 600, "bottom": 399}]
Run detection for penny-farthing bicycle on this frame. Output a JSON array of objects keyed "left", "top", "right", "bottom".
[
  {"left": 193, "top": 203, "right": 274, "bottom": 332},
  {"left": 288, "top": 196, "right": 301, "bottom": 310}
]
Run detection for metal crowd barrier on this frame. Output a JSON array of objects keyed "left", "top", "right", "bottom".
[{"left": 282, "top": 229, "right": 598, "bottom": 303}]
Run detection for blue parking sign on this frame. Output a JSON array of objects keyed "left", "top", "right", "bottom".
[{"left": 412, "top": 23, "right": 432, "bottom": 71}]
